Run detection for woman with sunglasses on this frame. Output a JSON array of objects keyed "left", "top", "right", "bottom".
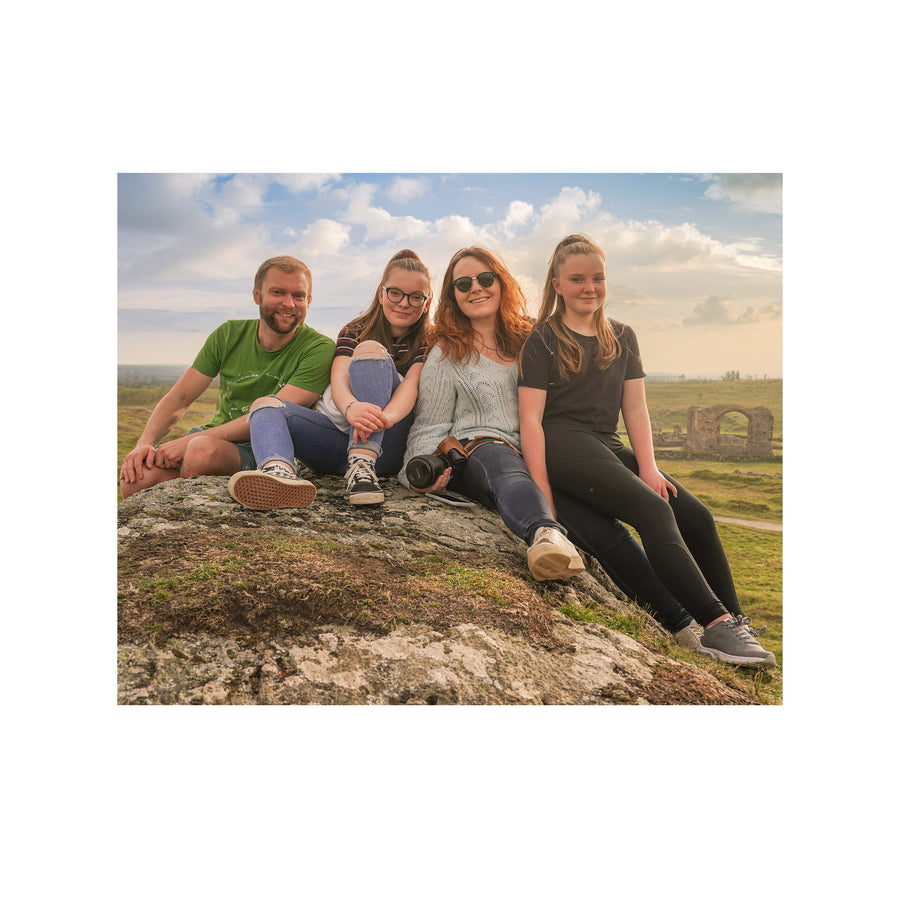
[
  {"left": 228, "top": 249, "right": 432, "bottom": 509},
  {"left": 399, "top": 247, "right": 585, "bottom": 581}
]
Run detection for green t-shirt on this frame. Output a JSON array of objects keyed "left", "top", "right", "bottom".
[{"left": 192, "top": 319, "right": 335, "bottom": 428}]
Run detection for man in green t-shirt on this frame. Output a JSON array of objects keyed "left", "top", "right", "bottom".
[{"left": 120, "top": 256, "right": 335, "bottom": 498}]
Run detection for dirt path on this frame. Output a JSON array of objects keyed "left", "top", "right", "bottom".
[{"left": 714, "top": 516, "right": 782, "bottom": 532}]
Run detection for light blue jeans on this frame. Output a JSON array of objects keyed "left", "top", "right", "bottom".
[{"left": 249, "top": 353, "right": 414, "bottom": 477}]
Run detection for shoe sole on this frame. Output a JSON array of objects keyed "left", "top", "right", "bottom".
[
  {"left": 698, "top": 645, "right": 777, "bottom": 668},
  {"left": 528, "top": 548, "right": 583, "bottom": 581},
  {"left": 228, "top": 471, "right": 316, "bottom": 510},
  {"left": 348, "top": 491, "right": 384, "bottom": 506}
]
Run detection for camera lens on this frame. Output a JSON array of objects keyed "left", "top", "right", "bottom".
[{"left": 405, "top": 454, "right": 447, "bottom": 489}]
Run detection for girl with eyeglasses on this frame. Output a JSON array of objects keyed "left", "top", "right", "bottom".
[
  {"left": 229, "top": 249, "right": 432, "bottom": 509},
  {"left": 399, "top": 246, "right": 585, "bottom": 581},
  {"left": 517, "top": 234, "right": 776, "bottom": 666}
]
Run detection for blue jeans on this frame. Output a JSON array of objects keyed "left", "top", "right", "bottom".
[
  {"left": 449, "top": 439, "right": 560, "bottom": 546},
  {"left": 249, "top": 354, "right": 414, "bottom": 477}
]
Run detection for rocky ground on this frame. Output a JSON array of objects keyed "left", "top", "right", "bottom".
[{"left": 117, "top": 475, "right": 765, "bottom": 705}]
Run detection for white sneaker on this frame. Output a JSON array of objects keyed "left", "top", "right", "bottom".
[
  {"left": 527, "top": 527, "right": 586, "bottom": 581},
  {"left": 228, "top": 464, "right": 316, "bottom": 510}
]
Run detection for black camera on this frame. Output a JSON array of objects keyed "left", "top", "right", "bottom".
[{"left": 405, "top": 436, "right": 469, "bottom": 489}]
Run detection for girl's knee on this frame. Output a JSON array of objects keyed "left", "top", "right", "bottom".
[
  {"left": 249, "top": 395, "right": 285, "bottom": 415},
  {"left": 352, "top": 340, "right": 389, "bottom": 361}
]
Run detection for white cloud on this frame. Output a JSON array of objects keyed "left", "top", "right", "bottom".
[
  {"left": 385, "top": 176, "right": 430, "bottom": 203},
  {"left": 682, "top": 294, "right": 783, "bottom": 326},
  {"left": 275, "top": 174, "right": 343, "bottom": 194},
  {"left": 338, "top": 181, "right": 430, "bottom": 241},
  {"left": 295, "top": 219, "right": 352, "bottom": 257},
  {"left": 703, "top": 173, "right": 782, "bottom": 213},
  {"left": 501, "top": 200, "right": 535, "bottom": 233}
]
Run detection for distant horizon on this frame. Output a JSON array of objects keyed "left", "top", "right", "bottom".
[{"left": 117, "top": 362, "right": 782, "bottom": 382}]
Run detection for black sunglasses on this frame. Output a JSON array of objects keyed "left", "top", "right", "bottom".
[{"left": 451, "top": 271, "right": 497, "bottom": 293}]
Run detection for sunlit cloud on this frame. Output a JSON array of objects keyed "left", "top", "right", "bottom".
[{"left": 702, "top": 173, "right": 783, "bottom": 214}]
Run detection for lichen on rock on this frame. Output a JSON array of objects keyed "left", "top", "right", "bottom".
[{"left": 117, "top": 475, "right": 757, "bottom": 705}]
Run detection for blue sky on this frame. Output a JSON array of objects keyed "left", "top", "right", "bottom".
[{"left": 118, "top": 172, "right": 782, "bottom": 378}]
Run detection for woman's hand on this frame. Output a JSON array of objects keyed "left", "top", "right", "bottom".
[
  {"left": 640, "top": 466, "right": 678, "bottom": 501},
  {"left": 346, "top": 401, "right": 390, "bottom": 443},
  {"left": 410, "top": 466, "right": 454, "bottom": 494}
]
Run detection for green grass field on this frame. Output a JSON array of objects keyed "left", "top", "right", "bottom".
[{"left": 641, "top": 377, "right": 782, "bottom": 440}]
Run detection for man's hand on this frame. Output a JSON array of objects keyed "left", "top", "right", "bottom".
[
  {"left": 153, "top": 435, "right": 192, "bottom": 469},
  {"left": 120, "top": 443, "right": 165, "bottom": 483}
]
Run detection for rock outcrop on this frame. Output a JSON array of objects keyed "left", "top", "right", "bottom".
[{"left": 117, "top": 476, "right": 758, "bottom": 705}]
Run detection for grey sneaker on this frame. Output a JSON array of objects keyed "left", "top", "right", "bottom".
[
  {"left": 345, "top": 457, "right": 384, "bottom": 506},
  {"left": 674, "top": 621, "right": 715, "bottom": 657},
  {"left": 228, "top": 464, "right": 316, "bottom": 510},
  {"left": 527, "top": 527, "right": 585, "bottom": 581},
  {"left": 699, "top": 615, "right": 777, "bottom": 668}
]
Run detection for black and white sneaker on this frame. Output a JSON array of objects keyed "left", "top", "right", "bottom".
[
  {"left": 228, "top": 464, "right": 316, "bottom": 510},
  {"left": 345, "top": 457, "right": 384, "bottom": 506}
]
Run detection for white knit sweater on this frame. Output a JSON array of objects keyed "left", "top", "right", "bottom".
[{"left": 399, "top": 345, "right": 521, "bottom": 487}]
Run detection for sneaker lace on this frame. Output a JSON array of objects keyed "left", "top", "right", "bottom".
[
  {"left": 346, "top": 457, "right": 377, "bottom": 485},
  {"left": 733, "top": 614, "right": 767, "bottom": 637}
]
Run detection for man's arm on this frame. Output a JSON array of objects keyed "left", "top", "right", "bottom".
[{"left": 120, "top": 367, "right": 212, "bottom": 483}]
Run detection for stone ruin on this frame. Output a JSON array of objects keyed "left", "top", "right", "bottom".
[
  {"left": 686, "top": 404, "right": 773, "bottom": 458},
  {"left": 652, "top": 405, "right": 774, "bottom": 459}
]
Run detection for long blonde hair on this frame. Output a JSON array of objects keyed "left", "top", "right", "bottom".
[
  {"left": 535, "top": 234, "right": 619, "bottom": 379},
  {"left": 432, "top": 246, "right": 532, "bottom": 363},
  {"left": 344, "top": 249, "right": 432, "bottom": 375}
]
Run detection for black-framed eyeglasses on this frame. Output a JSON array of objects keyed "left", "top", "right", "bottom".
[
  {"left": 451, "top": 271, "right": 497, "bottom": 293},
  {"left": 382, "top": 286, "right": 429, "bottom": 308}
]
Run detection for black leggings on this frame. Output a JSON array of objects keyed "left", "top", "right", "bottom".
[
  {"left": 553, "top": 491, "right": 693, "bottom": 633},
  {"left": 544, "top": 424, "right": 742, "bottom": 627}
]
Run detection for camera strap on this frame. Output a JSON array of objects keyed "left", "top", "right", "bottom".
[{"left": 463, "top": 435, "right": 522, "bottom": 458}]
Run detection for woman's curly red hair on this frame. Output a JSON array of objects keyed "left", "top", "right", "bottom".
[{"left": 430, "top": 246, "right": 533, "bottom": 363}]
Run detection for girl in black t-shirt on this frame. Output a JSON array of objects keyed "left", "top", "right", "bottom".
[{"left": 518, "top": 234, "right": 776, "bottom": 668}]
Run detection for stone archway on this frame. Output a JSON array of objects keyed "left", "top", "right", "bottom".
[{"left": 687, "top": 404, "right": 773, "bottom": 458}]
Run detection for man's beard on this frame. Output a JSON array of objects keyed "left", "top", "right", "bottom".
[{"left": 261, "top": 306, "right": 300, "bottom": 334}]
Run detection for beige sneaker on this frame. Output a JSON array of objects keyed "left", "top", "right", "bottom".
[
  {"left": 674, "top": 620, "right": 716, "bottom": 657},
  {"left": 228, "top": 465, "right": 316, "bottom": 510},
  {"left": 527, "top": 527, "right": 586, "bottom": 581}
]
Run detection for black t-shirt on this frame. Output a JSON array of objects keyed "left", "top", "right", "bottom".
[{"left": 518, "top": 319, "right": 645, "bottom": 432}]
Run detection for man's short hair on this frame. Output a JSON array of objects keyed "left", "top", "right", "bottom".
[{"left": 254, "top": 256, "right": 312, "bottom": 294}]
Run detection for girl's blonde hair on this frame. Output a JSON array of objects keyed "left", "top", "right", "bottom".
[
  {"left": 535, "top": 234, "right": 619, "bottom": 379},
  {"left": 432, "top": 246, "right": 532, "bottom": 363},
  {"left": 344, "top": 249, "right": 433, "bottom": 375}
]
